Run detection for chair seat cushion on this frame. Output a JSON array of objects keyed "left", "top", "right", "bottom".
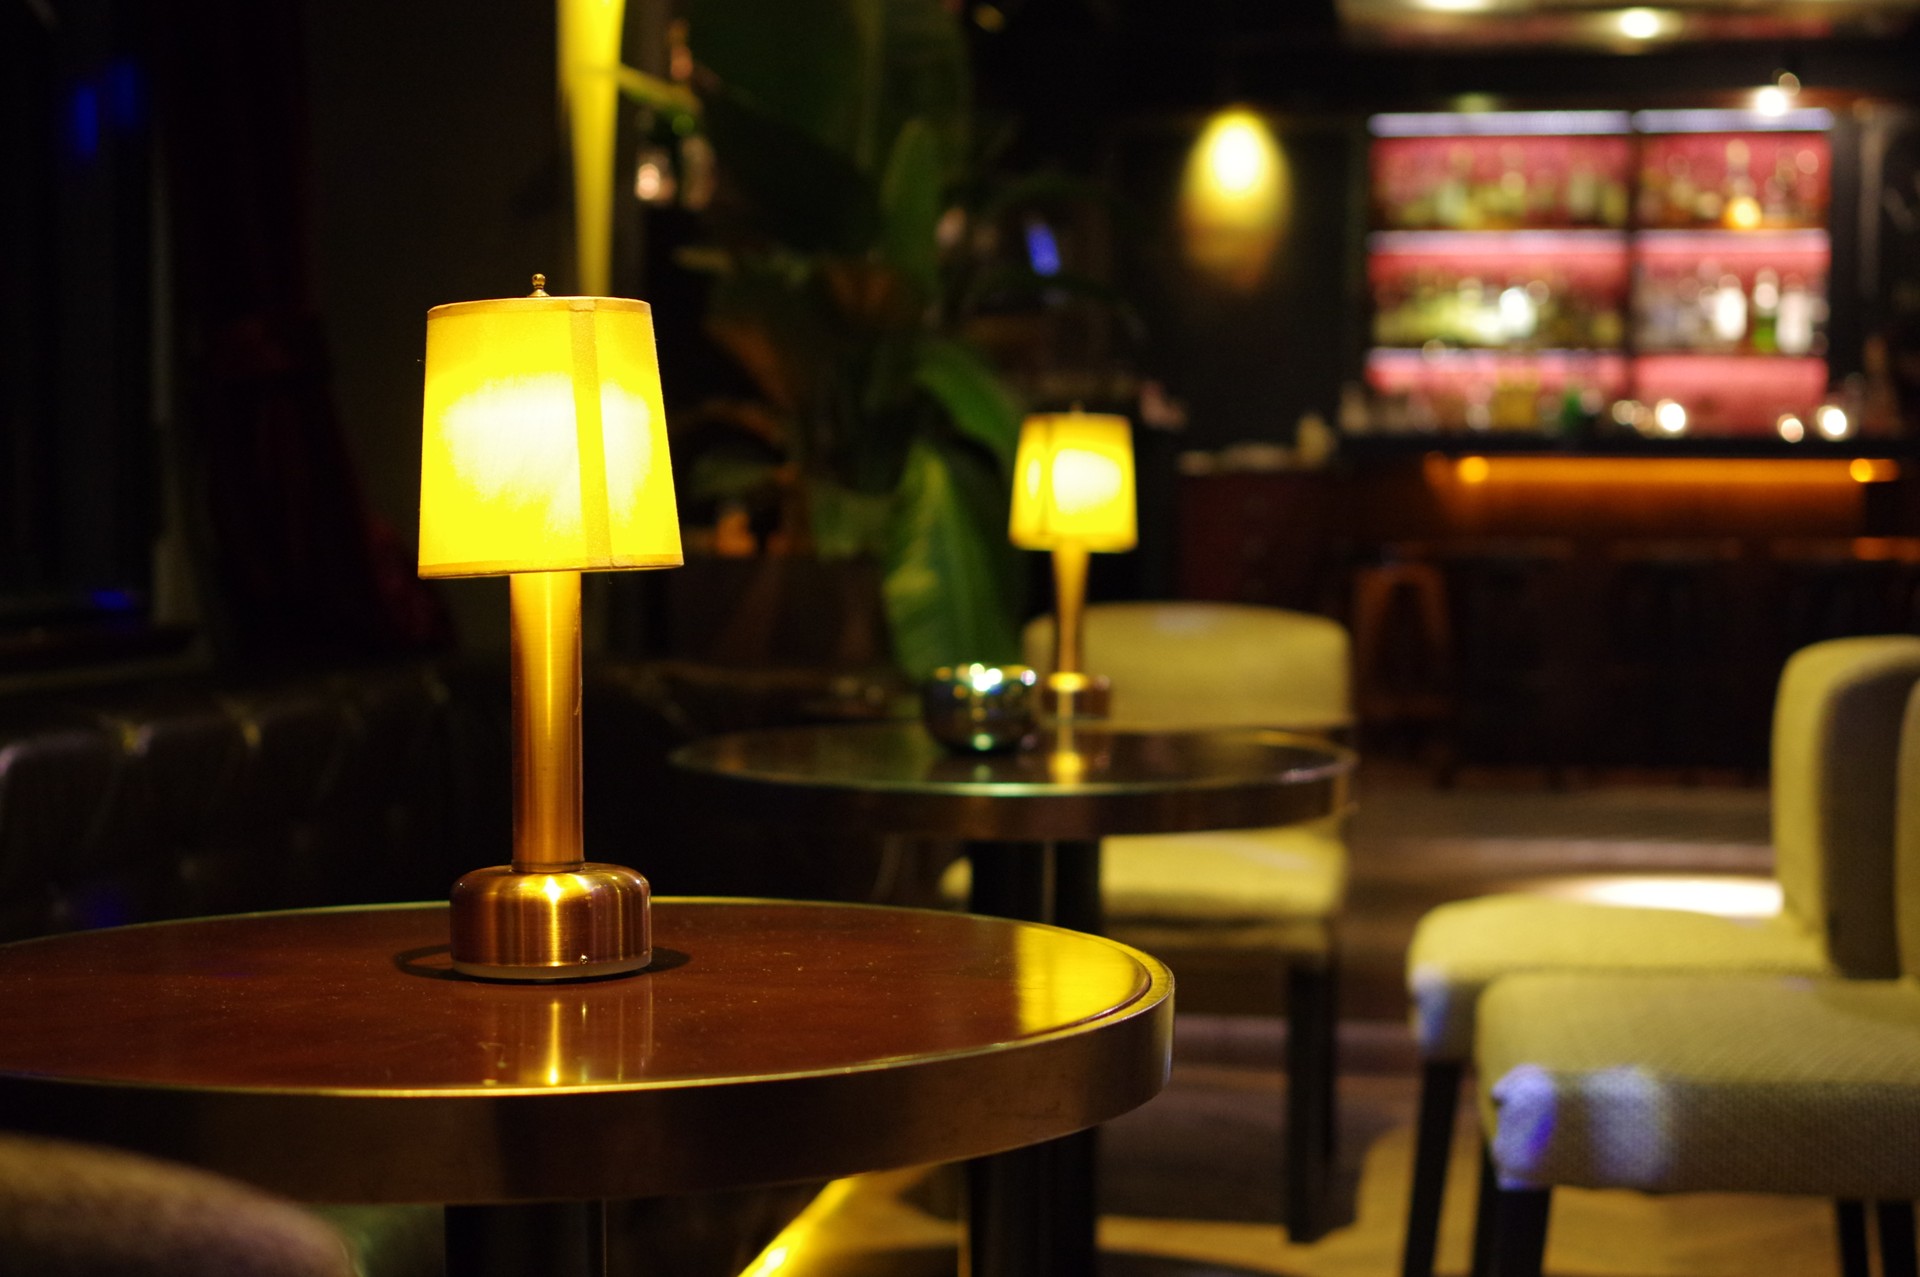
[
  {"left": 1477, "top": 971, "right": 1920, "bottom": 1199},
  {"left": 938, "top": 819, "right": 1344, "bottom": 956},
  {"left": 1409, "top": 894, "right": 1826, "bottom": 1060}
]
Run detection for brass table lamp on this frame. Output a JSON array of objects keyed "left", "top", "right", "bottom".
[
  {"left": 418, "top": 275, "right": 681, "bottom": 980},
  {"left": 1009, "top": 411, "right": 1137, "bottom": 721}
]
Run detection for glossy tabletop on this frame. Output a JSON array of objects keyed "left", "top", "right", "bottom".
[
  {"left": 0, "top": 900, "right": 1173, "bottom": 1206},
  {"left": 669, "top": 722, "right": 1353, "bottom": 841}
]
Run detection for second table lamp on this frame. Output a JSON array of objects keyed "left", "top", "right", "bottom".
[
  {"left": 1009, "top": 411, "right": 1137, "bottom": 720},
  {"left": 418, "top": 275, "right": 681, "bottom": 980}
]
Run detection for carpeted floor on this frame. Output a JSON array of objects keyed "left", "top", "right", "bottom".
[{"left": 767, "top": 764, "right": 1850, "bottom": 1277}]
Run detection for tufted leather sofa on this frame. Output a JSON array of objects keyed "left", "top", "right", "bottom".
[
  {"left": 0, "top": 658, "right": 902, "bottom": 944},
  {"left": 0, "top": 656, "right": 897, "bottom": 1277}
]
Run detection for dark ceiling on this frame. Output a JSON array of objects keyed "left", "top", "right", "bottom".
[{"left": 968, "top": 0, "right": 1920, "bottom": 167}]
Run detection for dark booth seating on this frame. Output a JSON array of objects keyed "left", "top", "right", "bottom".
[{"left": 0, "top": 657, "right": 896, "bottom": 1277}]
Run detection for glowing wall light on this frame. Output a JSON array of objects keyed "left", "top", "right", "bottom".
[
  {"left": 1179, "top": 108, "right": 1289, "bottom": 290},
  {"left": 1616, "top": 7, "right": 1671, "bottom": 39}
]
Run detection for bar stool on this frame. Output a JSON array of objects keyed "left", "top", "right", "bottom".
[
  {"left": 1350, "top": 541, "right": 1454, "bottom": 763},
  {"left": 1600, "top": 538, "right": 1749, "bottom": 771},
  {"left": 1435, "top": 538, "right": 1578, "bottom": 779}
]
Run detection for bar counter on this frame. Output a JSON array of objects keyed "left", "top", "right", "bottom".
[{"left": 1178, "top": 443, "right": 1920, "bottom": 771}]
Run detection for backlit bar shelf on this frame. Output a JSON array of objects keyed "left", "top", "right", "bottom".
[{"left": 1364, "top": 107, "right": 1838, "bottom": 440}]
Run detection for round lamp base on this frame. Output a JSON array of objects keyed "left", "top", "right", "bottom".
[
  {"left": 1042, "top": 672, "right": 1112, "bottom": 721},
  {"left": 449, "top": 864, "right": 652, "bottom": 981}
]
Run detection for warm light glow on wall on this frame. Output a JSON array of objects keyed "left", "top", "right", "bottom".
[
  {"left": 1852, "top": 458, "right": 1900, "bottom": 484},
  {"left": 1179, "top": 109, "right": 1289, "bottom": 290},
  {"left": 1456, "top": 456, "right": 1491, "bottom": 484},
  {"left": 1615, "top": 7, "right": 1674, "bottom": 39}
]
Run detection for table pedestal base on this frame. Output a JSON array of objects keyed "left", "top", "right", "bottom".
[
  {"left": 445, "top": 1201, "right": 607, "bottom": 1277},
  {"left": 968, "top": 1129, "right": 1098, "bottom": 1277},
  {"left": 965, "top": 838, "right": 1105, "bottom": 1277}
]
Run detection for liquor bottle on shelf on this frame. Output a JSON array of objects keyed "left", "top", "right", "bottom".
[
  {"left": 1777, "top": 274, "right": 1816, "bottom": 356},
  {"left": 1492, "top": 144, "right": 1529, "bottom": 229},
  {"left": 1722, "top": 139, "right": 1761, "bottom": 230},
  {"left": 1566, "top": 160, "right": 1599, "bottom": 226},
  {"left": 1708, "top": 272, "right": 1748, "bottom": 348},
  {"left": 1762, "top": 153, "right": 1801, "bottom": 227},
  {"left": 1434, "top": 146, "right": 1472, "bottom": 230},
  {"left": 1665, "top": 156, "right": 1697, "bottom": 228},
  {"left": 1751, "top": 269, "right": 1780, "bottom": 354}
]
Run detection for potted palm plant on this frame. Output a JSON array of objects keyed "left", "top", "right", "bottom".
[{"left": 646, "top": 0, "right": 1038, "bottom": 679}]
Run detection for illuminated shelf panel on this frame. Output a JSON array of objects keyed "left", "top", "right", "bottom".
[
  {"left": 1633, "top": 354, "right": 1830, "bottom": 435},
  {"left": 1369, "top": 230, "right": 1630, "bottom": 252},
  {"left": 1366, "top": 348, "right": 1630, "bottom": 433},
  {"left": 1634, "top": 228, "right": 1828, "bottom": 253},
  {"left": 1368, "top": 348, "right": 1629, "bottom": 381},
  {"left": 1363, "top": 112, "right": 1837, "bottom": 438}
]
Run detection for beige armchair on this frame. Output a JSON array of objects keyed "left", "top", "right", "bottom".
[
  {"left": 1469, "top": 674, "right": 1920, "bottom": 1277},
  {"left": 1023, "top": 600, "right": 1354, "bottom": 1241},
  {"left": 1401, "top": 634, "right": 1920, "bottom": 1277}
]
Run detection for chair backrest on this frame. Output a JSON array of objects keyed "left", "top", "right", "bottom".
[
  {"left": 1771, "top": 635, "right": 1920, "bottom": 978},
  {"left": 1892, "top": 681, "right": 1920, "bottom": 981},
  {"left": 1022, "top": 601, "right": 1352, "bottom": 732}
]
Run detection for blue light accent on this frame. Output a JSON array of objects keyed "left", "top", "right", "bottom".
[
  {"left": 1371, "top": 111, "right": 1632, "bottom": 138},
  {"left": 1025, "top": 219, "right": 1062, "bottom": 277},
  {"left": 1632, "top": 107, "right": 1833, "bottom": 134},
  {"left": 108, "top": 58, "right": 144, "bottom": 130},
  {"left": 89, "top": 588, "right": 139, "bottom": 612},
  {"left": 66, "top": 83, "right": 102, "bottom": 160}
]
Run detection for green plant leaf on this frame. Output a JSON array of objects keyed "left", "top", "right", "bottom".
[
  {"left": 914, "top": 337, "right": 1023, "bottom": 469},
  {"left": 704, "top": 264, "right": 839, "bottom": 418},
  {"left": 702, "top": 91, "right": 882, "bottom": 254},
  {"left": 872, "top": 0, "right": 971, "bottom": 181},
  {"left": 684, "top": 0, "right": 867, "bottom": 155},
  {"left": 882, "top": 439, "right": 1019, "bottom": 677},
  {"left": 808, "top": 479, "right": 895, "bottom": 560},
  {"left": 880, "top": 118, "right": 943, "bottom": 303}
]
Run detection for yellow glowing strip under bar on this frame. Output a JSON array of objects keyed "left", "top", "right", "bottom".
[{"left": 1433, "top": 456, "right": 1900, "bottom": 487}]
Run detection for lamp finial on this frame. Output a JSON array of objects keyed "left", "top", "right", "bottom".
[{"left": 530, "top": 273, "right": 550, "bottom": 297}]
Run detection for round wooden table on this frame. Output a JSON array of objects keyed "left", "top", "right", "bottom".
[
  {"left": 0, "top": 900, "right": 1173, "bottom": 1277},
  {"left": 671, "top": 721, "right": 1354, "bottom": 1271}
]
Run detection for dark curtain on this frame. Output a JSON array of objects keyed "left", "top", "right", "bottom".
[{"left": 151, "top": 0, "right": 446, "bottom": 661}]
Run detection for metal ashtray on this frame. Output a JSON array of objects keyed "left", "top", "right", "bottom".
[{"left": 921, "top": 664, "right": 1039, "bottom": 753}]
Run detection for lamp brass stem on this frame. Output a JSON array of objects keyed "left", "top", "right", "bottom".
[
  {"left": 511, "top": 570, "right": 585, "bottom": 873},
  {"left": 1051, "top": 543, "right": 1090, "bottom": 680}
]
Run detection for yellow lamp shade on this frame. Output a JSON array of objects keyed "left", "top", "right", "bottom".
[
  {"left": 1009, "top": 413, "right": 1137, "bottom": 552},
  {"left": 418, "top": 292, "right": 682, "bottom": 577}
]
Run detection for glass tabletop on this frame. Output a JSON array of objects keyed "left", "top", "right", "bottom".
[{"left": 669, "top": 721, "right": 1353, "bottom": 840}]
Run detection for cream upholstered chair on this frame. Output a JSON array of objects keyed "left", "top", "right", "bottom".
[
  {"left": 1469, "top": 676, "right": 1920, "bottom": 1277},
  {"left": 1022, "top": 600, "right": 1353, "bottom": 1241},
  {"left": 1401, "top": 634, "right": 1920, "bottom": 1277}
]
